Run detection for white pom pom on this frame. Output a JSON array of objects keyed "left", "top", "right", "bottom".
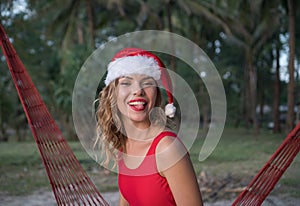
[{"left": 165, "top": 103, "right": 176, "bottom": 118}]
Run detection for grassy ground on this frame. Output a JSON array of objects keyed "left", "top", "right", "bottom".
[
  {"left": 0, "top": 127, "right": 299, "bottom": 200},
  {"left": 190, "top": 127, "right": 300, "bottom": 200}
]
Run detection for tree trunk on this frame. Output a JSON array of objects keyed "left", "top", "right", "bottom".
[
  {"left": 0, "top": 125, "right": 9, "bottom": 142},
  {"left": 0, "top": 104, "right": 8, "bottom": 141},
  {"left": 258, "top": 85, "right": 264, "bottom": 126},
  {"left": 86, "top": 0, "right": 95, "bottom": 49},
  {"left": 77, "top": 21, "right": 84, "bottom": 45},
  {"left": 202, "top": 104, "right": 209, "bottom": 131},
  {"left": 199, "top": 80, "right": 209, "bottom": 130},
  {"left": 286, "top": 0, "right": 295, "bottom": 132},
  {"left": 273, "top": 43, "right": 281, "bottom": 133},
  {"left": 243, "top": 61, "right": 251, "bottom": 129},
  {"left": 166, "top": 0, "right": 176, "bottom": 72},
  {"left": 247, "top": 51, "right": 259, "bottom": 134}
]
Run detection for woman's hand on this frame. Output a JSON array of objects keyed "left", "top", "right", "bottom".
[{"left": 118, "top": 192, "right": 129, "bottom": 206}]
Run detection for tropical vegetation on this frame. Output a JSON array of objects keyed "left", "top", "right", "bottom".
[{"left": 0, "top": 0, "right": 299, "bottom": 141}]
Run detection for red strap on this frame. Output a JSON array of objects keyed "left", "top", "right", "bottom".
[{"left": 147, "top": 131, "right": 177, "bottom": 155}]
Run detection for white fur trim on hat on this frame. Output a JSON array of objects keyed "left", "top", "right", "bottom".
[{"left": 104, "top": 55, "right": 161, "bottom": 86}]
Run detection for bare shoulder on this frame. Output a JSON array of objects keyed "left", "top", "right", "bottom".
[
  {"left": 156, "top": 131, "right": 188, "bottom": 173},
  {"left": 156, "top": 130, "right": 186, "bottom": 153}
]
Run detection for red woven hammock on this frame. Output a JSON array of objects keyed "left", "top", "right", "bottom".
[
  {"left": 232, "top": 122, "right": 300, "bottom": 205},
  {"left": 0, "top": 25, "right": 108, "bottom": 206},
  {"left": 1, "top": 24, "right": 299, "bottom": 206}
]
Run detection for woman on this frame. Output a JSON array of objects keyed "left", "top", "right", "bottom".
[{"left": 95, "top": 48, "right": 203, "bottom": 206}]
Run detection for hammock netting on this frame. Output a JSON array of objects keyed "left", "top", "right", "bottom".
[
  {"left": 233, "top": 123, "right": 300, "bottom": 206},
  {"left": 0, "top": 23, "right": 299, "bottom": 206},
  {"left": 232, "top": 122, "right": 300, "bottom": 205},
  {"left": 0, "top": 25, "right": 108, "bottom": 206}
]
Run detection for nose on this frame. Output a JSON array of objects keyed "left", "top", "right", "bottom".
[{"left": 132, "top": 82, "right": 145, "bottom": 96}]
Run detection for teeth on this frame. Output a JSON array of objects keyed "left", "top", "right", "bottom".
[{"left": 129, "top": 101, "right": 145, "bottom": 106}]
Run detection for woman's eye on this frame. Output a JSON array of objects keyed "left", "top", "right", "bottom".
[
  {"left": 120, "top": 81, "right": 131, "bottom": 86},
  {"left": 142, "top": 81, "right": 155, "bottom": 87}
]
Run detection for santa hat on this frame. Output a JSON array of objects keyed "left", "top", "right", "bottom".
[{"left": 105, "top": 48, "right": 176, "bottom": 118}]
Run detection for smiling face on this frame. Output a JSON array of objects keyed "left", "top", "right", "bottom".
[{"left": 116, "top": 74, "right": 158, "bottom": 128}]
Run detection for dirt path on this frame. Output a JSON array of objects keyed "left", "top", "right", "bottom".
[{"left": 0, "top": 189, "right": 299, "bottom": 206}]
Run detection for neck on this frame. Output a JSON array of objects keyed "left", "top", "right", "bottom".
[{"left": 123, "top": 121, "right": 163, "bottom": 142}]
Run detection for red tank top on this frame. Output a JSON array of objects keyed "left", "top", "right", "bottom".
[{"left": 118, "top": 131, "right": 177, "bottom": 206}]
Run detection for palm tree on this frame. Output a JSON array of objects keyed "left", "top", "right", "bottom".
[
  {"left": 273, "top": 39, "right": 281, "bottom": 133},
  {"left": 179, "top": 0, "right": 283, "bottom": 133},
  {"left": 286, "top": 0, "right": 296, "bottom": 132},
  {"left": 25, "top": 0, "right": 101, "bottom": 139}
]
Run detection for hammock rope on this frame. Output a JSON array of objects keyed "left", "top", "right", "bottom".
[
  {"left": 232, "top": 122, "right": 300, "bottom": 205},
  {"left": 0, "top": 23, "right": 299, "bottom": 206},
  {"left": 0, "top": 24, "right": 109, "bottom": 206}
]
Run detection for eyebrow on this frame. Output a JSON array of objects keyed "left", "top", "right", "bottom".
[
  {"left": 120, "top": 76, "right": 155, "bottom": 81},
  {"left": 141, "top": 77, "right": 155, "bottom": 81},
  {"left": 121, "top": 76, "right": 133, "bottom": 80}
]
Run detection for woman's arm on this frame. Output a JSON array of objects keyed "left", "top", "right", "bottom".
[
  {"left": 156, "top": 136, "right": 203, "bottom": 206},
  {"left": 118, "top": 192, "right": 129, "bottom": 206}
]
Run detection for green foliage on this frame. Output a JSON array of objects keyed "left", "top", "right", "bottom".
[{"left": 0, "top": 0, "right": 300, "bottom": 139}]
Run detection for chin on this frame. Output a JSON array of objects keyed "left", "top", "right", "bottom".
[{"left": 129, "top": 115, "right": 150, "bottom": 126}]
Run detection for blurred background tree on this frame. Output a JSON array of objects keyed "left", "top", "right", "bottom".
[{"left": 0, "top": 0, "right": 299, "bottom": 141}]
